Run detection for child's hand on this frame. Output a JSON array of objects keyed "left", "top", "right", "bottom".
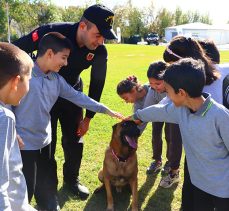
[
  {"left": 124, "top": 115, "right": 132, "bottom": 121},
  {"left": 107, "top": 110, "right": 124, "bottom": 120},
  {"left": 124, "top": 116, "right": 142, "bottom": 125},
  {"left": 17, "top": 134, "right": 24, "bottom": 149}
]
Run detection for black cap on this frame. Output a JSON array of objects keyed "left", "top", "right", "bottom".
[{"left": 83, "top": 4, "right": 117, "bottom": 40}]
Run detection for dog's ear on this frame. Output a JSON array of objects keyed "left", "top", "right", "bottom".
[{"left": 112, "top": 123, "right": 118, "bottom": 131}]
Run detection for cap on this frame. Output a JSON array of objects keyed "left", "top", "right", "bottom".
[{"left": 83, "top": 4, "right": 117, "bottom": 40}]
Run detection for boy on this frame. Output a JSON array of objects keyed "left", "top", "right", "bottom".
[
  {"left": 12, "top": 32, "right": 123, "bottom": 211},
  {"left": 0, "top": 42, "right": 35, "bottom": 210},
  {"left": 129, "top": 58, "right": 229, "bottom": 210}
]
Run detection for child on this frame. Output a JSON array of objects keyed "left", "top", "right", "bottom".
[
  {"left": 116, "top": 75, "right": 165, "bottom": 134},
  {"left": 0, "top": 42, "right": 35, "bottom": 210},
  {"left": 129, "top": 58, "right": 229, "bottom": 210},
  {"left": 147, "top": 61, "right": 182, "bottom": 188},
  {"left": 163, "top": 35, "right": 229, "bottom": 209},
  {"left": 12, "top": 32, "right": 123, "bottom": 211},
  {"left": 183, "top": 38, "right": 229, "bottom": 210}
]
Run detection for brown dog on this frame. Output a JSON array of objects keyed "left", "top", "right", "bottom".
[{"left": 96, "top": 121, "right": 140, "bottom": 211}]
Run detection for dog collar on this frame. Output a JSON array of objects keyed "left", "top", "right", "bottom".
[{"left": 111, "top": 148, "right": 134, "bottom": 163}]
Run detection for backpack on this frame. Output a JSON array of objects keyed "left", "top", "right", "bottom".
[{"left": 223, "top": 74, "right": 229, "bottom": 109}]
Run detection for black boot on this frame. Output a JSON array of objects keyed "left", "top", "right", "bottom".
[
  {"left": 37, "top": 194, "right": 60, "bottom": 211},
  {"left": 64, "top": 178, "right": 89, "bottom": 200}
]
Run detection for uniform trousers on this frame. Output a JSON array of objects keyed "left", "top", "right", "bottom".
[{"left": 152, "top": 122, "right": 182, "bottom": 170}]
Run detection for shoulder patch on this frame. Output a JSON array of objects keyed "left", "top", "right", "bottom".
[
  {"left": 32, "top": 30, "right": 39, "bottom": 42},
  {"left": 86, "top": 53, "right": 95, "bottom": 61}
]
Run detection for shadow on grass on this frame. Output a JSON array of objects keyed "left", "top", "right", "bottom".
[
  {"left": 143, "top": 182, "right": 178, "bottom": 211},
  {"left": 83, "top": 185, "right": 131, "bottom": 211},
  {"left": 83, "top": 173, "right": 158, "bottom": 211},
  {"left": 138, "top": 173, "right": 158, "bottom": 208},
  {"left": 58, "top": 185, "right": 71, "bottom": 208}
]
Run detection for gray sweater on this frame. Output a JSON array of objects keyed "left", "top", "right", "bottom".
[
  {"left": 134, "top": 85, "right": 166, "bottom": 133},
  {"left": 13, "top": 63, "right": 110, "bottom": 150},
  {"left": 0, "top": 103, "right": 30, "bottom": 210},
  {"left": 133, "top": 94, "right": 229, "bottom": 198}
]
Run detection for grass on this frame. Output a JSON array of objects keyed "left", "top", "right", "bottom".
[{"left": 34, "top": 44, "right": 229, "bottom": 211}]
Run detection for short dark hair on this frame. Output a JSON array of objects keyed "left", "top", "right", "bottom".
[
  {"left": 147, "top": 61, "right": 168, "bottom": 80},
  {"left": 198, "top": 39, "right": 220, "bottom": 64},
  {"left": 37, "top": 32, "right": 72, "bottom": 57},
  {"left": 163, "top": 36, "right": 219, "bottom": 85},
  {"left": 0, "top": 42, "right": 33, "bottom": 89},
  {"left": 80, "top": 17, "right": 94, "bottom": 30},
  {"left": 164, "top": 58, "right": 206, "bottom": 98}
]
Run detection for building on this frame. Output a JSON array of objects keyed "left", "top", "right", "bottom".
[{"left": 165, "top": 22, "right": 229, "bottom": 45}]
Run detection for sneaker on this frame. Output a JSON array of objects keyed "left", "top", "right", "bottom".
[
  {"left": 162, "top": 161, "right": 171, "bottom": 174},
  {"left": 146, "top": 160, "right": 162, "bottom": 174},
  {"left": 159, "top": 171, "right": 180, "bottom": 188}
]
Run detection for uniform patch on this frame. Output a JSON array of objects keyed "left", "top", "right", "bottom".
[
  {"left": 86, "top": 53, "right": 95, "bottom": 61},
  {"left": 32, "top": 30, "right": 39, "bottom": 42}
]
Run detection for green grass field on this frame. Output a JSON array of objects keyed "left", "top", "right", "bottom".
[{"left": 39, "top": 44, "right": 229, "bottom": 211}]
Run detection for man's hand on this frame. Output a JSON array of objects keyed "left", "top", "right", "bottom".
[
  {"left": 76, "top": 117, "right": 91, "bottom": 137},
  {"left": 17, "top": 134, "right": 24, "bottom": 149}
]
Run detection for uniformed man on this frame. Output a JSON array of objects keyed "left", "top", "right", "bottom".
[{"left": 13, "top": 4, "right": 117, "bottom": 210}]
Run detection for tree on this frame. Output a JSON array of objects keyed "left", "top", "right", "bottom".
[
  {"left": 113, "top": 5, "right": 131, "bottom": 39},
  {"left": 180, "top": 10, "right": 212, "bottom": 24},
  {"left": 62, "top": 6, "right": 85, "bottom": 22},
  {"left": 113, "top": 5, "right": 147, "bottom": 41},
  {"left": 152, "top": 8, "right": 174, "bottom": 37},
  {"left": 0, "top": 1, "right": 7, "bottom": 40},
  {"left": 128, "top": 7, "right": 145, "bottom": 36},
  {"left": 174, "top": 7, "right": 185, "bottom": 25},
  {"left": 35, "top": 1, "right": 62, "bottom": 26},
  {"left": 10, "top": 0, "right": 38, "bottom": 36},
  {"left": 142, "top": 0, "right": 157, "bottom": 34}
]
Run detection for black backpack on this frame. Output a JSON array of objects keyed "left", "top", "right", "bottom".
[{"left": 223, "top": 74, "right": 229, "bottom": 109}]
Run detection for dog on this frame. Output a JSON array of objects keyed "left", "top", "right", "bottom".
[{"left": 96, "top": 121, "right": 140, "bottom": 211}]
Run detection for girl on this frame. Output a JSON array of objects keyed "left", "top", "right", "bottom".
[{"left": 147, "top": 61, "right": 182, "bottom": 188}]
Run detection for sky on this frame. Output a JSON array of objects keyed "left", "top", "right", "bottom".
[{"left": 52, "top": 0, "right": 229, "bottom": 25}]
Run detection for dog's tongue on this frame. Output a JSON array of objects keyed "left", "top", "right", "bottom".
[{"left": 125, "top": 135, "right": 137, "bottom": 149}]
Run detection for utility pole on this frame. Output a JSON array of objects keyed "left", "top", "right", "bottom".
[{"left": 6, "top": 2, "right": 11, "bottom": 43}]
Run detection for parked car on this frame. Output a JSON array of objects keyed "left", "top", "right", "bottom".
[
  {"left": 145, "top": 33, "right": 159, "bottom": 45},
  {"left": 129, "top": 35, "right": 142, "bottom": 44}
]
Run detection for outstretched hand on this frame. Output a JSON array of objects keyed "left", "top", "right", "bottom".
[
  {"left": 123, "top": 115, "right": 142, "bottom": 125},
  {"left": 107, "top": 110, "right": 125, "bottom": 120},
  {"left": 124, "top": 115, "right": 132, "bottom": 121}
]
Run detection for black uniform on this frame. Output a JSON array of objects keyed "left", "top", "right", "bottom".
[{"left": 13, "top": 22, "right": 107, "bottom": 197}]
